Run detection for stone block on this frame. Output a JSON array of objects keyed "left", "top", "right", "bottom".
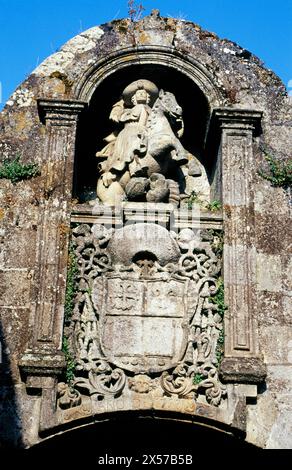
[
  {"left": 246, "top": 392, "right": 279, "bottom": 448},
  {"left": 256, "top": 214, "right": 290, "bottom": 254},
  {"left": 0, "top": 385, "right": 23, "bottom": 447},
  {"left": 223, "top": 206, "right": 253, "bottom": 246},
  {"left": 259, "top": 326, "right": 292, "bottom": 364},
  {"left": 266, "top": 411, "right": 292, "bottom": 448},
  {"left": 17, "top": 385, "right": 42, "bottom": 448},
  {"left": 263, "top": 370, "right": 292, "bottom": 450},
  {"left": 0, "top": 269, "right": 31, "bottom": 306},
  {"left": 266, "top": 365, "right": 292, "bottom": 396},
  {"left": 254, "top": 184, "right": 289, "bottom": 216},
  {"left": 283, "top": 295, "right": 292, "bottom": 325},
  {"left": 220, "top": 357, "right": 266, "bottom": 383},
  {"left": 4, "top": 228, "right": 36, "bottom": 269},
  {"left": 256, "top": 253, "right": 282, "bottom": 292},
  {"left": 282, "top": 255, "right": 292, "bottom": 293},
  {"left": 256, "top": 291, "right": 284, "bottom": 326},
  {"left": 0, "top": 307, "right": 30, "bottom": 382},
  {"left": 224, "top": 244, "right": 256, "bottom": 285}
]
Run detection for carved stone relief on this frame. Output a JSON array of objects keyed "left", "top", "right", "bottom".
[
  {"left": 58, "top": 222, "right": 226, "bottom": 410},
  {"left": 94, "top": 79, "right": 209, "bottom": 206}
]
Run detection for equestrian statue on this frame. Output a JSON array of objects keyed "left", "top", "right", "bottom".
[{"left": 95, "top": 79, "right": 204, "bottom": 206}]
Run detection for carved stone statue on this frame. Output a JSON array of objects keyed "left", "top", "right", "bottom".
[{"left": 95, "top": 79, "right": 206, "bottom": 206}]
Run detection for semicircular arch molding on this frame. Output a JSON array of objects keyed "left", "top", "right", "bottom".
[
  {"left": 36, "top": 408, "right": 245, "bottom": 448},
  {"left": 73, "top": 46, "right": 224, "bottom": 108}
]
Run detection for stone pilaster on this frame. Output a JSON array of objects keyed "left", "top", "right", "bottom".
[
  {"left": 213, "top": 108, "right": 266, "bottom": 383},
  {"left": 20, "top": 99, "right": 86, "bottom": 379}
]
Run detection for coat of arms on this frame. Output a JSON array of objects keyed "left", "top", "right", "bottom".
[
  {"left": 96, "top": 274, "right": 189, "bottom": 373},
  {"left": 59, "top": 223, "right": 226, "bottom": 408}
]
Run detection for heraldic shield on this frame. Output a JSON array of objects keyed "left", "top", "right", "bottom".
[{"left": 93, "top": 274, "right": 189, "bottom": 374}]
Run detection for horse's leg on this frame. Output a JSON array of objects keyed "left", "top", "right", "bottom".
[
  {"left": 97, "top": 172, "right": 128, "bottom": 205},
  {"left": 166, "top": 179, "right": 180, "bottom": 207},
  {"left": 170, "top": 138, "right": 188, "bottom": 164}
]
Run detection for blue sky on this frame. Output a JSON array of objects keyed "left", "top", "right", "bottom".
[{"left": 0, "top": 0, "right": 291, "bottom": 109}]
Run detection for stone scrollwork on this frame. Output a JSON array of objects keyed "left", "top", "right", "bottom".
[
  {"left": 71, "top": 291, "right": 126, "bottom": 399},
  {"left": 74, "top": 360, "right": 126, "bottom": 399},
  {"left": 161, "top": 363, "right": 197, "bottom": 399},
  {"left": 57, "top": 382, "right": 82, "bottom": 409},
  {"left": 59, "top": 223, "right": 226, "bottom": 410},
  {"left": 196, "top": 364, "right": 227, "bottom": 407}
]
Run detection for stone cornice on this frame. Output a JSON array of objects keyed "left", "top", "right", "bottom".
[
  {"left": 37, "top": 98, "right": 87, "bottom": 125},
  {"left": 212, "top": 107, "right": 263, "bottom": 134}
]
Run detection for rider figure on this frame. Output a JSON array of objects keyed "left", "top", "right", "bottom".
[{"left": 96, "top": 80, "right": 159, "bottom": 193}]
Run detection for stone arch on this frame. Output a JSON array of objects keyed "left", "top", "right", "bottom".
[
  {"left": 72, "top": 46, "right": 222, "bottom": 199},
  {"left": 28, "top": 410, "right": 256, "bottom": 459},
  {"left": 73, "top": 46, "right": 224, "bottom": 108}
]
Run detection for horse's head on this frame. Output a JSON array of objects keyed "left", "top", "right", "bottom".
[{"left": 158, "top": 90, "right": 183, "bottom": 118}]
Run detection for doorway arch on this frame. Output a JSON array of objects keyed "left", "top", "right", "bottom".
[{"left": 27, "top": 413, "right": 260, "bottom": 462}]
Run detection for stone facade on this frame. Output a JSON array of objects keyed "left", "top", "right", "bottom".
[{"left": 0, "top": 10, "right": 291, "bottom": 449}]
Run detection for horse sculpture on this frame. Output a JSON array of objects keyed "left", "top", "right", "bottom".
[{"left": 96, "top": 81, "right": 200, "bottom": 206}]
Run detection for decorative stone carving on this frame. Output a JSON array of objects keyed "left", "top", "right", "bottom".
[
  {"left": 95, "top": 79, "right": 209, "bottom": 206},
  {"left": 60, "top": 221, "right": 226, "bottom": 409},
  {"left": 57, "top": 382, "right": 81, "bottom": 409},
  {"left": 128, "top": 375, "right": 157, "bottom": 394}
]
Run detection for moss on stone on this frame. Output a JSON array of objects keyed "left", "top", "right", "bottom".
[{"left": 0, "top": 155, "right": 39, "bottom": 184}]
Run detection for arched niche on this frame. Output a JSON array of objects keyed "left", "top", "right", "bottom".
[
  {"left": 74, "top": 46, "right": 222, "bottom": 106},
  {"left": 71, "top": 46, "right": 223, "bottom": 202}
]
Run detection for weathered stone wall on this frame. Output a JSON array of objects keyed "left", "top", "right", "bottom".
[{"left": 0, "top": 11, "right": 291, "bottom": 449}]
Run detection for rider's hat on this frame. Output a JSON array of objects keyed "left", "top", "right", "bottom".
[{"left": 122, "top": 79, "right": 159, "bottom": 106}]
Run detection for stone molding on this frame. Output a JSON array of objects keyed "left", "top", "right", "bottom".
[
  {"left": 20, "top": 99, "right": 86, "bottom": 381},
  {"left": 213, "top": 108, "right": 262, "bottom": 133},
  {"left": 73, "top": 46, "right": 223, "bottom": 108},
  {"left": 38, "top": 99, "right": 87, "bottom": 126},
  {"left": 71, "top": 202, "right": 223, "bottom": 230},
  {"left": 212, "top": 108, "right": 266, "bottom": 383}
]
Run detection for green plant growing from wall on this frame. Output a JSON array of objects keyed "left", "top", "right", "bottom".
[
  {"left": 259, "top": 149, "right": 292, "bottom": 188},
  {"left": 0, "top": 155, "right": 40, "bottom": 183},
  {"left": 64, "top": 243, "right": 78, "bottom": 323},
  {"left": 62, "top": 240, "right": 78, "bottom": 384},
  {"left": 206, "top": 200, "right": 222, "bottom": 212},
  {"left": 187, "top": 191, "right": 202, "bottom": 209},
  {"left": 210, "top": 278, "right": 226, "bottom": 319},
  {"left": 209, "top": 278, "right": 227, "bottom": 365},
  {"left": 62, "top": 336, "right": 76, "bottom": 385},
  {"left": 193, "top": 373, "right": 204, "bottom": 385},
  {"left": 187, "top": 192, "right": 222, "bottom": 212},
  {"left": 127, "top": 0, "right": 145, "bottom": 46},
  {"left": 216, "top": 329, "right": 225, "bottom": 365}
]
